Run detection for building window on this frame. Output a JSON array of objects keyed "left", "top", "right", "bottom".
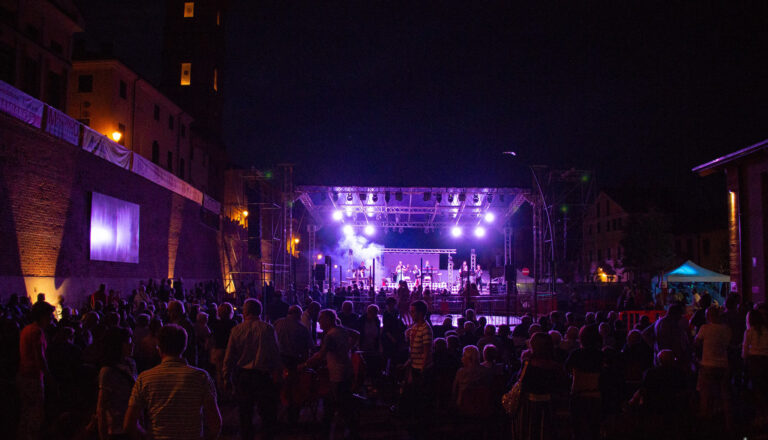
[
  {"left": 181, "top": 124, "right": 186, "bottom": 137},
  {"left": 119, "top": 80, "right": 127, "bottom": 99},
  {"left": 152, "top": 141, "right": 159, "bottom": 164},
  {"left": 216, "top": 10, "right": 221, "bottom": 25},
  {"left": 184, "top": 2, "right": 194, "bottom": 18},
  {"left": 180, "top": 63, "right": 191, "bottom": 86},
  {"left": 596, "top": 222, "right": 601, "bottom": 234},
  {"left": 588, "top": 224, "right": 592, "bottom": 235},
  {"left": 606, "top": 221, "right": 611, "bottom": 232},
  {"left": 617, "top": 217, "right": 623, "bottom": 229},
  {"left": 213, "top": 68, "right": 218, "bottom": 92},
  {"left": 78, "top": 75, "right": 93, "bottom": 92},
  {"left": 606, "top": 200, "right": 610, "bottom": 215},
  {"left": 0, "top": 42, "right": 16, "bottom": 84},
  {"left": 179, "top": 158, "right": 185, "bottom": 179},
  {"left": 596, "top": 203, "right": 600, "bottom": 217},
  {"left": 588, "top": 250, "right": 593, "bottom": 262},
  {"left": 46, "top": 71, "right": 63, "bottom": 109},
  {"left": 26, "top": 24, "right": 39, "bottom": 42},
  {"left": 597, "top": 249, "right": 602, "bottom": 261},
  {"left": 190, "top": 145, "right": 194, "bottom": 160},
  {"left": 607, "top": 248, "right": 612, "bottom": 259},
  {"left": 154, "top": 104, "right": 160, "bottom": 121},
  {"left": 22, "top": 57, "right": 39, "bottom": 97},
  {"left": 167, "top": 151, "right": 173, "bottom": 172},
  {"left": 50, "top": 40, "right": 63, "bottom": 55},
  {"left": 168, "top": 115, "right": 174, "bottom": 130}
]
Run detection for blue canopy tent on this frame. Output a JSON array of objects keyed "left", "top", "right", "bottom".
[{"left": 652, "top": 260, "right": 730, "bottom": 306}]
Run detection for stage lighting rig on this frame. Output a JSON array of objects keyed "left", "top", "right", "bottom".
[
  {"left": 451, "top": 226, "right": 462, "bottom": 237},
  {"left": 347, "top": 193, "right": 353, "bottom": 201},
  {"left": 332, "top": 210, "right": 343, "bottom": 221}
]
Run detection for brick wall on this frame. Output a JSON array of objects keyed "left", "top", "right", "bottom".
[{"left": 0, "top": 112, "right": 225, "bottom": 306}]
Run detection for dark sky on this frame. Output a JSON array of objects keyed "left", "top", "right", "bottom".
[{"left": 77, "top": 2, "right": 768, "bottom": 190}]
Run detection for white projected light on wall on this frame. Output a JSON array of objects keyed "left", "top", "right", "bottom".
[{"left": 90, "top": 192, "right": 140, "bottom": 263}]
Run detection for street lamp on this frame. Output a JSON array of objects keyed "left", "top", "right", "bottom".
[{"left": 503, "top": 152, "right": 556, "bottom": 316}]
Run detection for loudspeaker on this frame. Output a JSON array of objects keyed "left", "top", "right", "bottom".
[
  {"left": 314, "top": 264, "right": 326, "bottom": 281},
  {"left": 439, "top": 254, "right": 449, "bottom": 270},
  {"left": 324, "top": 256, "right": 331, "bottom": 266},
  {"left": 490, "top": 266, "right": 504, "bottom": 278},
  {"left": 246, "top": 185, "right": 262, "bottom": 257},
  {"left": 504, "top": 265, "right": 516, "bottom": 284}
]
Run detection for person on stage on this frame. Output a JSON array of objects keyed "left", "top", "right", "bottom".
[
  {"left": 460, "top": 261, "right": 470, "bottom": 288},
  {"left": 412, "top": 265, "right": 421, "bottom": 286},
  {"left": 396, "top": 261, "right": 404, "bottom": 283},
  {"left": 475, "top": 264, "right": 484, "bottom": 292}
]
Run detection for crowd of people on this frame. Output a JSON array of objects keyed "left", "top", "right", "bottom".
[{"left": 1, "top": 279, "right": 767, "bottom": 439}]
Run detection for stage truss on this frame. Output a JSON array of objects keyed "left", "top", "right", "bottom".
[{"left": 382, "top": 248, "right": 457, "bottom": 254}]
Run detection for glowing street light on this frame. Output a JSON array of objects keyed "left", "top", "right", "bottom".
[
  {"left": 293, "top": 238, "right": 300, "bottom": 244},
  {"left": 332, "top": 210, "right": 343, "bottom": 221},
  {"left": 111, "top": 131, "right": 122, "bottom": 142},
  {"left": 451, "top": 226, "right": 462, "bottom": 237},
  {"left": 474, "top": 226, "right": 486, "bottom": 238},
  {"left": 242, "top": 210, "right": 249, "bottom": 217},
  {"left": 317, "top": 253, "right": 323, "bottom": 260}
]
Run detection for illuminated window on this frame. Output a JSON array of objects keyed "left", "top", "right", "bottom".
[
  {"left": 152, "top": 141, "right": 159, "bottom": 164},
  {"left": 213, "top": 68, "right": 218, "bottom": 91},
  {"left": 184, "top": 2, "right": 194, "bottom": 18},
  {"left": 216, "top": 10, "right": 221, "bottom": 25},
  {"left": 180, "top": 63, "right": 191, "bottom": 86}
]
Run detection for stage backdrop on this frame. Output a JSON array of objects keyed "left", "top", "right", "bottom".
[{"left": 380, "top": 251, "right": 454, "bottom": 289}]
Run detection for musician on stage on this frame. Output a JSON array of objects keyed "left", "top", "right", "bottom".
[
  {"left": 395, "top": 261, "right": 405, "bottom": 283},
  {"left": 460, "top": 261, "right": 470, "bottom": 287},
  {"left": 423, "top": 260, "right": 432, "bottom": 286},
  {"left": 475, "top": 264, "right": 484, "bottom": 292},
  {"left": 412, "top": 265, "right": 421, "bottom": 286}
]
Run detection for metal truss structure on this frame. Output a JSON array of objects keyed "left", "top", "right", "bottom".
[
  {"left": 381, "top": 248, "right": 457, "bottom": 254},
  {"left": 296, "top": 186, "right": 531, "bottom": 230}
]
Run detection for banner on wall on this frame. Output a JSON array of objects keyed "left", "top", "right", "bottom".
[
  {"left": 44, "top": 106, "right": 80, "bottom": 145},
  {"left": 131, "top": 153, "right": 203, "bottom": 204},
  {"left": 202, "top": 194, "right": 221, "bottom": 214},
  {"left": 0, "top": 80, "right": 44, "bottom": 127},
  {"left": 82, "top": 127, "right": 132, "bottom": 170}
]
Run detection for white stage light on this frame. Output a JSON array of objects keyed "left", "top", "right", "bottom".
[
  {"left": 484, "top": 212, "right": 495, "bottom": 223},
  {"left": 332, "top": 210, "right": 343, "bottom": 221},
  {"left": 342, "top": 224, "right": 354, "bottom": 235},
  {"left": 451, "top": 226, "right": 462, "bottom": 237},
  {"left": 366, "top": 207, "right": 375, "bottom": 217},
  {"left": 474, "top": 226, "right": 486, "bottom": 238},
  {"left": 364, "top": 224, "right": 375, "bottom": 236},
  {"left": 345, "top": 207, "right": 353, "bottom": 217}
]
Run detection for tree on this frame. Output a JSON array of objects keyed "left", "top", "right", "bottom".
[{"left": 620, "top": 212, "right": 676, "bottom": 283}]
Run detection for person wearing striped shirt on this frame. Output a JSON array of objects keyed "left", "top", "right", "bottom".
[{"left": 124, "top": 324, "right": 221, "bottom": 440}]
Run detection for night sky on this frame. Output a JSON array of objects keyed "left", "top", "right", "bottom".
[{"left": 78, "top": 2, "right": 768, "bottom": 189}]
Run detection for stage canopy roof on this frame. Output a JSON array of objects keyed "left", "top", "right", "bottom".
[
  {"left": 655, "top": 260, "right": 730, "bottom": 283},
  {"left": 296, "top": 185, "right": 531, "bottom": 231}
]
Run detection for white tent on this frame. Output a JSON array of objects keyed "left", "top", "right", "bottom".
[{"left": 655, "top": 260, "right": 729, "bottom": 283}]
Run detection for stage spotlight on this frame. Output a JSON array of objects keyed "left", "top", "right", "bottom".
[
  {"left": 423, "top": 192, "right": 431, "bottom": 201},
  {"left": 448, "top": 194, "right": 454, "bottom": 203},
  {"left": 372, "top": 194, "right": 378, "bottom": 202},
  {"left": 459, "top": 193, "right": 466, "bottom": 202},
  {"left": 332, "top": 192, "right": 339, "bottom": 201},
  {"left": 436, "top": 193, "right": 442, "bottom": 203},
  {"left": 345, "top": 207, "right": 353, "bottom": 217},
  {"left": 317, "top": 253, "right": 323, "bottom": 260},
  {"left": 347, "top": 194, "right": 353, "bottom": 202},
  {"left": 451, "top": 226, "right": 462, "bottom": 237},
  {"left": 472, "top": 194, "right": 479, "bottom": 204},
  {"left": 385, "top": 191, "right": 391, "bottom": 203},
  {"left": 474, "top": 226, "right": 486, "bottom": 238},
  {"left": 342, "top": 224, "right": 354, "bottom": 235},
  {"left": 364, "top": 225, "right": 375, "bottom": 236},
  {"left": 366, "top": 207, "right": 375, "bottom": 217},
  {"left": 359, "top": 193, "right": 367, "bottom": 202},
  {"left": 485, "top": 212, "right": 495, "bottom": 223},
  {"left": 332, "top": 210, "right": 343, "bottom": 221}
]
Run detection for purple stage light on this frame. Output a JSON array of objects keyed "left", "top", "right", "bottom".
[
  {"left": 332, "top": 210, "right": 343, "bottom": 221},
  {"left": 342, "top": 224, "right": 354, "bottom": 235},
  {"left": 364, "top": 224, "right": 375, "bottom": 236},
  {"left": 451, "top": 226, "right": 462, "bottom": 237},
  {"left": 484, "top": 212, "right": 495, "bottom": 223},
  {"left": 474, "top": 226, "right": 486, "bottom": 238}
]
